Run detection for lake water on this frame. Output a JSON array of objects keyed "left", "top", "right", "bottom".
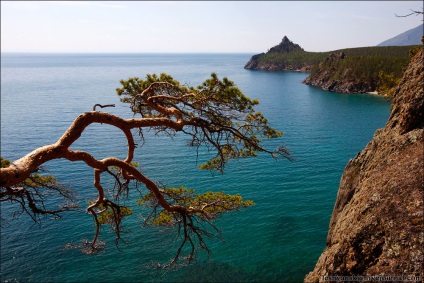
[{"left": 0, "top": 53, "right": 391, "bottom": 282}]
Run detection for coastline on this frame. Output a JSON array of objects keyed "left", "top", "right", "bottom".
[{"left": 366, "top": 91, "right": 379, "bottom": 95}]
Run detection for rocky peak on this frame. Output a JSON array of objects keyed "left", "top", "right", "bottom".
[
  {"left": 281, "top": 36, "right": 290, "bottom": 44},
  {"left": 268, "top": 36, "right": 304, "bottom": 53},
  {"left": 244, "top": 36, "right": 307, "bottom": 70}
]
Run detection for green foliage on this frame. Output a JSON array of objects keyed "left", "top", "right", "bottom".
[
  {"left": 253, "top": 46, "right": 417, "bottom": 93},
  {"left": 1, "top": 157, "right": 11, "bottom": 168},
  {"left": 1, "top": 157, "right": 76, "bottom": 221},
  {"left": 376, "top": 44, "right": 423, "bottom": 96},
  {"left": 116, "top": 73, "right": 188, "bottom": 115},
  {"left": 116, "top": 72, "right": 262, "bottom": 119},
  {"left": 117, "top": 73, "right": 288, "bottom": 173},
  {"left": 377, "top": 71, "right": 401, "bottom": 97},
  {"left": 255, "top": 45, "right": 418, "bottom": 69},
  {"left": 23, "top": 173, "right": 58, "bottom": 189},
  {"left": 109, "top": 161, "right": 139, "bottom": 173},
  {"left": 257, "top": 50, "right": 328, "bottom": 69},
  {"left": 409, "top": 44, "right": 423, "bottom": 58},
  {"left": 306, "top": 46, "right": 418, "bottom": 93},
  {"left": 311, "top": 56, "right": 406, "bottom": 81},
  {"left": 137, "top": 186, "right": 254, "bottom": 226},
  {"left": 89, "top": 201, "right": 133, "bottom": 225}
]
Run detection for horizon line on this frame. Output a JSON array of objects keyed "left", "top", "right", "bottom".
[{"left": 1, "top": 51, "right": 257, "bottom": 55}]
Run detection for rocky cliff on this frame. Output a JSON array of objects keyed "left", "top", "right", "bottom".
[
  {"left": 302, "top": 52, "right": 375, "bottom": 94},
  {"left": 305, "top": 49, "right": 423, "bottom": 282}
]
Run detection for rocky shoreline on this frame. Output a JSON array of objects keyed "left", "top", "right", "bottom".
[
  {"left": 304, "top": 49, "right": 423, "bottom": 282},
  {"left": 244, "top": 58, "right": 310, "bottom": 72},
  {"left": 302, "top": 76, "right": 376, "bottom": 94},
  {"left": 302, "top": 51, "right": 377, "bottom": 94}
]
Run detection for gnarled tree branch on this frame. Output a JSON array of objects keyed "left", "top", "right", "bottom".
[{"left": 1, "top": 73, "right": 289, "bottom": 266}]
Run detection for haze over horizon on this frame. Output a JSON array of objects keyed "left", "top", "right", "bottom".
[{"left": 1, "top": 1, "right": 423, "bottom": 54}]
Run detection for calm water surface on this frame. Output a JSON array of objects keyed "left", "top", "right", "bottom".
[{"left": 0, "top": 53, "right": 391, "bottom": 282}]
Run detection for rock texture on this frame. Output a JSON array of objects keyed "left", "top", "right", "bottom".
[
  {"left": 268, "top": 36, "right": 304, "bottom": 53},
  {"left": 243, "top": 53, "right": 265, "bottom": 70},
  {"left": 305, "top": 49, "right": 423, "bottom": 282},
  {"left": 302, "top": 52, "right": 374, "bottom": 94}
]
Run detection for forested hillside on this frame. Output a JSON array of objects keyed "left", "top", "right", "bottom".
[
  {"left": 245, "top": 36, "right": 421, "bottom": 94},
  {"left": 304, "top": 45, "right": 422, "bottom": 94},
  {"left": 246, "top": 43, "right": 415, "bottom": 72}
]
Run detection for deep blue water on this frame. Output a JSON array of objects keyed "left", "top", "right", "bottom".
[{"left": 1, "top": 53, "right": 391, "bottom": 283}]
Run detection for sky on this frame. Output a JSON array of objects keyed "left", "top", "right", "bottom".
[{"left": 1, "top": 1, "right": 423, "bottom": 53}]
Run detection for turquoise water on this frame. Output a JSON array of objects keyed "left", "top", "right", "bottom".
[{"left": 1, "top": 53, "right": 391, "bottom": 282}]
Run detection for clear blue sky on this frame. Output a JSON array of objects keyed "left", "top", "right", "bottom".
[{"left": 1, "top": 1, "right": 422, "bottom": 53}]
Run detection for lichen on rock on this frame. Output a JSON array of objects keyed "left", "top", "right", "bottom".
[{"left": 305, "top": 50, "right": 423, "bottom": 282}]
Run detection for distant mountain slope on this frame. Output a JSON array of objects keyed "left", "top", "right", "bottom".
[{"left": 377, "top": 24, "right": 423, "bottom": 46}]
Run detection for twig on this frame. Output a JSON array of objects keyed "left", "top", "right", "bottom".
[{"left": 93, "top": 104, "right": 115, "bottom": 111}]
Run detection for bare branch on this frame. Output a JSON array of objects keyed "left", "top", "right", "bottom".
[
  {"left": 93, "top": 103, "right": 115, "bottom": 111},
  {"left": 395, "top": 8, "right": 424, "bottom": 19}
]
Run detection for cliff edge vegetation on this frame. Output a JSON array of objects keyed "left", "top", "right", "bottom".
[
  {"left": 244, "top": 36, "right": 324, "bottom": 71},
  {"left": 305, "top": 49, "right": 423, "bottom": 282},
  {"left": 303, "top": 44, "right": 421, "bottom": 95},
  {"left": 245, "top": 36, "right": 418, "bottom": 95}
]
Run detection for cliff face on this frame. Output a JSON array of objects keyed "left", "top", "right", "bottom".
[
  {"left": 244, "top": 52, "right": 266, "bottom": 70},
  {"left": 305, "top": 50, "right": 424, "bottom": 282},
  {"left": 303, "top": 52, "right": 375, "bottom": 94}
]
